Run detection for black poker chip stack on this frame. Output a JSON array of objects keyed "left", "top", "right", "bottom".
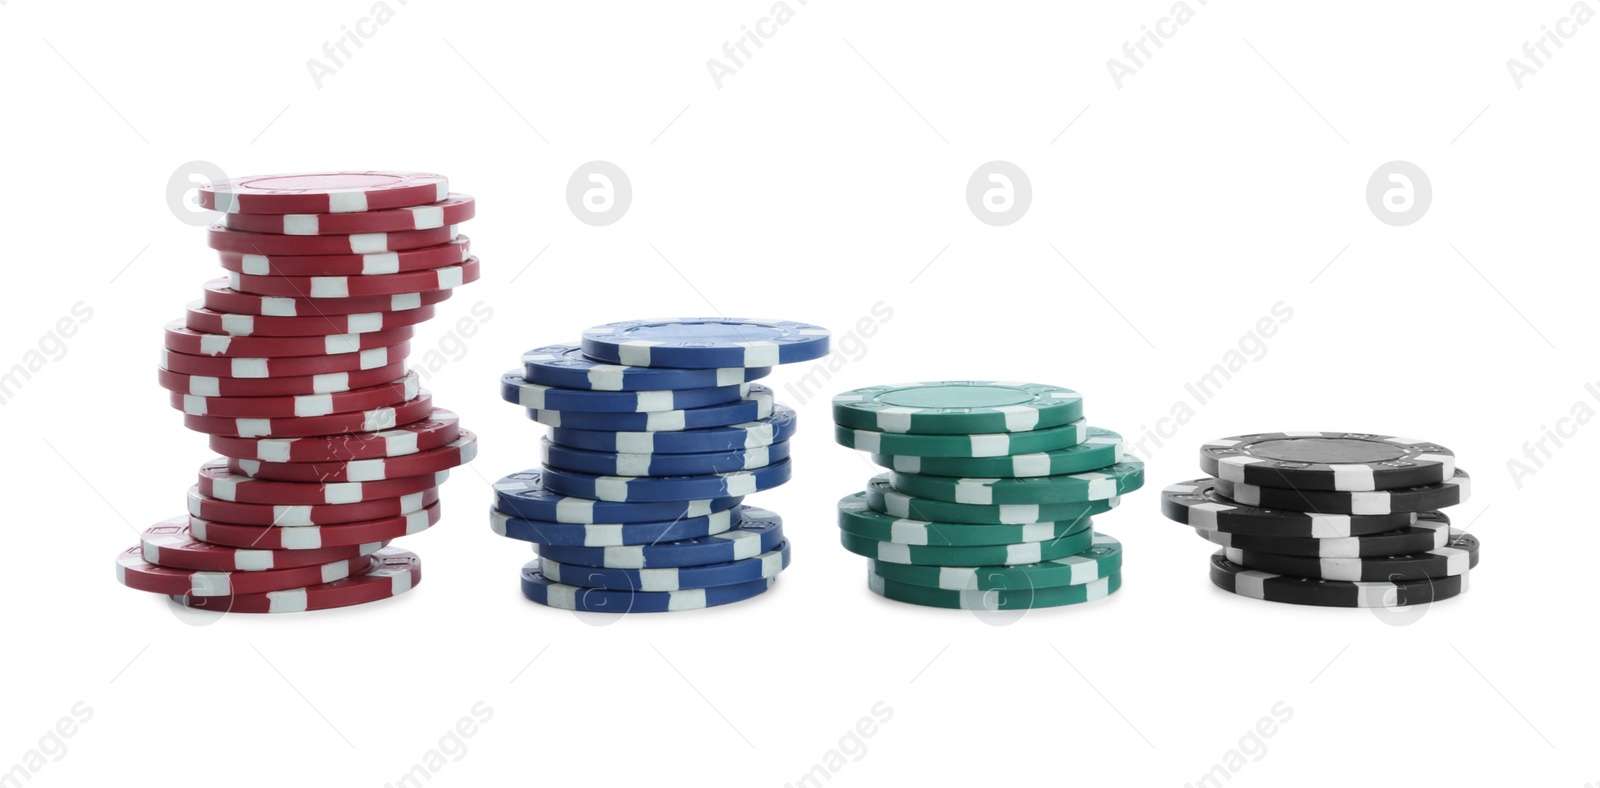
[{"left": 1159, "top": 432, "right": 1480, "bottom": 608}]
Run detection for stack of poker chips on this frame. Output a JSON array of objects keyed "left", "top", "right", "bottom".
[
  {"left": 1161, "top": 432, "right": 1478, "bottom": 607},
  {"left": 116, "top": 171, "right": 479, "bottom": 614},
  {"left": 832, "top": 382, "right": 1144, "bottom": 610},
  {"left": 491, "top": 319, "right": 830, "bottom": 613}
]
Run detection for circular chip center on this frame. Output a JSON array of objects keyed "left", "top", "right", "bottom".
[
  {"left": 1249, "top": 437, "right": 1406, "bottom": 464},
  {"left": 246, "top": 173, "right": 406, "bottom": 191},
  {"left": 879, "top": 384, "right": 1034, "bottom": 410},
  {"left": 623, "top": 321, "right": 783, "bottom": 345}
]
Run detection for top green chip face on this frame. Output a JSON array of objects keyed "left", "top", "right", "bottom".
[{"left": 832, "top": 381, "right": 1083, "bottom": 435}]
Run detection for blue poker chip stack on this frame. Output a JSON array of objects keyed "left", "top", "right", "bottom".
[{"left": 491, "top": 318, "right": 831, "bottom": 613}]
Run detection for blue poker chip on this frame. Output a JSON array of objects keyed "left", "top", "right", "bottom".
[
  {"left": 548, "top": 405, "right": 798, "bottom": 454},
  {"left": 489, "top": 504, "right": 739, "bottom": 547},
  {"left": 542, "top": 541, "right": 791, "bottom": 591},
  {"left": 520, "top": 563, "right": 779, "bottom": 613},
  {"left": 534, "top": 505, "right": 785, "bottom": 568},
  {"left": 499, "top": 371, "right": 748, "bottom": 413},
  {"left": 580, "top": 318, "right": 831, "bottom": 369},
  {"left": 521, "top": 345, "right": 771, "bottom": 391},
  {"left": 539, "top": 459, "right": 792, "bottom": 503},
  {"left": 540, "top": 437, "right": 792, "bottom": 477},
  {"left": 493, "top": 470, "right": 741, "bottom": 524},
  {"left": 526, "top": 385, "right": 775, "bottom": 431}
]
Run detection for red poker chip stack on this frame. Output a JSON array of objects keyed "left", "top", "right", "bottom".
[{"left": 117, "top": 172, "right": 481, "bottom": 614}]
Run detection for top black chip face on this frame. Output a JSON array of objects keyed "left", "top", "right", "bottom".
[{"left": 1199, "top": 432, "right": 1454, "bottom": 491}]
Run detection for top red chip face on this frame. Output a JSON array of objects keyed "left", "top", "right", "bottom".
[{"left": 198, "top": 172, "right": 449, "bottom": 215}]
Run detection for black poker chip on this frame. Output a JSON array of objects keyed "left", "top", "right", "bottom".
[
  {"left": 1213, "top": 470, "right": 1470, "bottom": 516},
  {"left": 1161, "top": 479, "right": 1415, "bottom": 537},
  {"left": 1223, "top": 531, "right": 1479, "bottom": 581},
  {"left": 1207, "top": 553, "right": 1468, "bottom": 608},
  {"left": 1193, "top": 511, "right": 1452, "bottom": 558},
  {"left": 1199, "top": 432, "right": 1455, "bottom": 492}
]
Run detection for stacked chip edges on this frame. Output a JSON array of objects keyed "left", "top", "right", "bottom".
[
  {"left": 1161, "top": 432, "right": 1478, "bottom": 608},
  {"left": 492, "top": 319, "right": 832, "bottom": 613},
  {"left": 831, "top": 382, "right": 1143, "bottom": 610},
  {"left": 118, "top": 171, "right": 479, "bottom": 614}
]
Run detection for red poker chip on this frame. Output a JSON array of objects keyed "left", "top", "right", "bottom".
[
  {"left": 189, "top": 505, "right": 440, "bottom": 549},
  {"left": 217, "top": 237, "right": 471, "bottom": 277},
  {"left": 205, "top": 224, "right": 459, "bottom": 256},
  {"left": 184, "top": 303, "right": 438, "bottom": 337},
  {"left": 160, "top": 342, "right": 409, "bottom": 379},
  {"left": 158, "top": 361, "right": 408, "bottom": 398},
  {"left": 185, "top": 485, "right": 439, "bottom": 526},
  {"left": 163, "top": 320, "right": 414, "bottom": 358},
  {"left": 138, "top": 518, "right": 386, "bottom": 571},
  {"left": 228, "top": 431, "right": 477, "bottom": 482},
  {"left": 170, "top": 548, "right": 422, "bottom": 613},
  {"left": 222, "top": 194, "right": 476, "bottom": 236},
  {"left": 201, "top": 278, "right": 453, "bottom": 317},
  {"left": 199, "top": 172, "right": 448, "bottom": 215},
  {"left": 117, "top": 544, "right": 378, "bottom": 597},
  {"left": 227, "top": 256, "right": 480, "bottom": 298},
  {"left": 208, "top": 408, "right": 461, "bottom": 462},
  {"left": 197, "top": 457, "right": 448, "bottom": 505},
  {"left": 169, "top": 374, "right": 418, "bottom": 418},
  {"left": 181, "top": 391, "right": 434, "bottom": 438}
]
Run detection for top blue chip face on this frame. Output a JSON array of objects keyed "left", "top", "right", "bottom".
[
  {"left": 580, "top": 319, "right": 831, "bottom": 369},
  {"left": 521, "top": 345, "right": 772, "bottom": 391}
]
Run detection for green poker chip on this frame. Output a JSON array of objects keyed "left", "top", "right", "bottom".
[
  {"left": 832, "top": 381, "right": 1083, "bottom": 435},
  {"left": 835, "top": 420, "right": 1086, "bottom": 458},
  {"left": 871, "top": 426, "right": 1124, "bottom": 478},
  {"left": 867, "top": 533, "right": 1121, "bottom": 590},
  {"left": 837, "top": 492, "right": 1086, "bottom": 546},
  {"left": 840, "top": 524, "right": 1094, "bottom": 566},
  {"left": 887, "top": 460, "right": 1144, "bottom": 505},
  {"left": 865, "top": 474, "right": 1116, "bottom": 524},
  {"left": 868, "top": 571, "right": 1121, "bottom": 610}
]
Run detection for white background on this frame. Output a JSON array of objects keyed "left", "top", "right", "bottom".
[{"left": 2, "top": 1, "right": 1596, "bottom": 786}]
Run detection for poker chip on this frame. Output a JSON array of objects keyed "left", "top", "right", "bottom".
[
  {"left": 228, "top": 431, "right": 477, "bottom": 482},
  {"left": 1225, "top": 531, "right": 1479, "bottom": 581},
  {"left": 865, "top": 474, "right": 1115, "bottom": 525},
  {"left": 836, "top": 492, "right": 1087, "bottom": 547},
  {"left": 182, "top": 391, "right": 434, "bottom": 438},
  {"left": 222, "top": 193, "right": 476, "bottom": 235},
  {"left": 201, "top": 278, "right": 452, "bottom": 317},
  {"left": 205, "top": 224, "right": 459, "bottom": 256},
  {"left": 184, "top": 302, "right": 439, "bottom": 337},
  {"left": 158, "top": 362, "right": 410, "bottom": 398},
  {"left": 491, "top": 505, "right": 739, "bottom": 547},
  {"left": 868, "top": 534, "right": 1120, "bottom": 590},
  {"left": 522, "top": 344, "right": 771, "bottom": 391},
  {"left": 197, "top": 458, "right": 447, "bottom": 505},
  {"left": 840, "top": 525, "right": 1094, "bottom": 566},
  {"left": 198, "top": 171, "right": 449, "bottom": 214},
  {"left": 549, "top": 407, "right": 798, "bottom": 455},
  {"left": 216, "top": 237, "right": 472, "bottom": 277},
  {"left": 581, "top": 318, "right": 831, "bottom": 368},
  {"left": 226, "top": 257, "right": 480, "bottom": 298},
  {"left": 170, "top": 374, "right": 419, "bottom": 418},
  {"left": 836, "top": 419, "right": 1087, "bottom": 459},
  {"left": 138, "top": 517, "right": 386, "bottom": 571},
  {"left": 161, "top": 343, "right": 409, "bottom": 379},
  {"left": 493, "top": 470, "right": 742, "bottom": 524},
  {"left": 499, "top": 372, "right": 749, "bottom": 413},
  {"left": 189, "top": 504, "right": 440, "bottom": 550},
  {"left": 833, "top": 382, "right": 1083, "bottom": 435},
  {"left": 1208, "top": 553, "right": 1467, "bottom": 608},
  {"left": 538, "top": 459, "right": 792, "bottom": 503},
  {"left": 208, "top": 409, "right": 461, "bottom": 462},
  {"left": 1215, "top": 471, "right": 1471, "bottom": 516},
  {"left": 1199, "top": 433, "right": 1456, "bottom": 492},
  {"left": 117, "top": 545, "right": 376, "bottom": 597},
  {"left": 540, "top": 437, "right": 789, "bottom": 477},
  {"left": 886, "top": 460, "right": 1144, "bottom": 505},
  {"left": 542, "top": 542, "right": 790, "bottom": 591},
  {"left": 532, "top": 506, "right": 784, "bottom": 569},
  {"left": 521, "top": 563, "right": 778, "bottom": 613},
  {"left": 871, "top": 426, "right": 1124, "bottom": 478},
  {"left": 1193, "top": 511, "right": 1452, "bottom": 558},
  {"left": 868, "top": 572, "right": 1119, "bottom": 610},
  {"left": 1159, "top": 479, "right": 1415, "bottom": 537},
  {"left": 186, "top": 486, "right": 439, "bottom": 527},
  {"left": 174, "top": 548, "right": 422, "bottom": 613},
  {"left": 526, "top": 385, "right": 775, "bottom": 431},
  {"left": 163, "top": 320, "right": 414, "bottom": 357}
]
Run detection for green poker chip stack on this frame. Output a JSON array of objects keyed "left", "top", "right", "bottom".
[{"left": 831, "top": 381, "right": 1143, "bottom": 610}]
